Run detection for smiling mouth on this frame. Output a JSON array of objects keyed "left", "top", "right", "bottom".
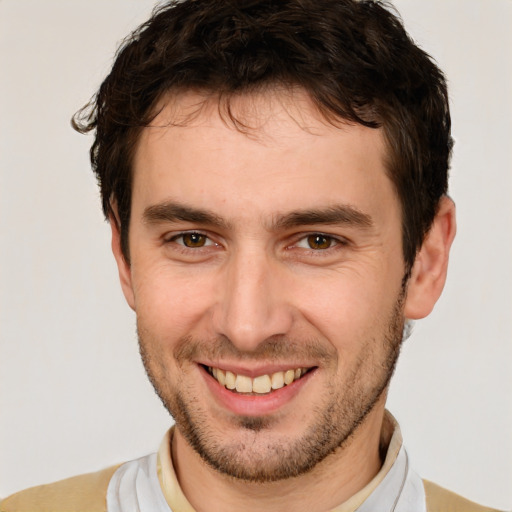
[{"left": 205, "top": 366, "right": 313, "bottom": 394}]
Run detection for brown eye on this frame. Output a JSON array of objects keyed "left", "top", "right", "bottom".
[
  {"left": 182, "top": 233, "right": 207, "bottom": 247},
  {"left": 307, "top": 234, "right": 332, "bottom": 250}
]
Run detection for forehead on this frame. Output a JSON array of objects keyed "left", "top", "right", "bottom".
[{"left": 131, "top": 89, "right": 396, "bottom": 225}]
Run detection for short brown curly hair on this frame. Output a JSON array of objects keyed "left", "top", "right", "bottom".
[{"left": 73, "top": 0, "right": 452, "bottom": 271}]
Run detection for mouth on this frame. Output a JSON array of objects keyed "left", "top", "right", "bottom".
[{"left": 204, "top": 365, "right": 314, "bottom": 395}]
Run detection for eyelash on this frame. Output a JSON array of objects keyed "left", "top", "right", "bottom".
[
  {"left": 167, "top": 231, "right": 218, "bottom": 249},
  {"left": 165, "top": 231, "right": 347, "bottom": 254},
  {"left": 291, "top": 233, "right": 347, "bottom": 252}
]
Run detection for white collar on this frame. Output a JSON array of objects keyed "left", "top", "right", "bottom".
[{"left": 107, "top": 412, "right": 426, "bottom": 512}]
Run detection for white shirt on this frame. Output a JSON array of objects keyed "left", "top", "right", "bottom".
[{"left": 107, "top": 412, "right": 426, "bottom": 512}]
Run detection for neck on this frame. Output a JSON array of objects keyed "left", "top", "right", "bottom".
[{"left": 172, "top": 402, "right": 387, "bottom": 512}]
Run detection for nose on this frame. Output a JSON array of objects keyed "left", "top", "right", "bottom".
[{"left": 211, "top": 247, "right": 293, "bottom": 352}]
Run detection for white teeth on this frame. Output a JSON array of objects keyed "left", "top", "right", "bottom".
[
  {"left": 225, "top": 371, "right": 236, "bottom": 390},
  {"left": 235, "top": 374, "right": 253, "bottom": 393},
  {"left": 208, "top": 366, "right": 310, "bottom": 393},
  {"left": 284, "top": 369, "right": 295, "bottom": 385},
  {"left": 271, "top": 371, "right": 285, "bottom": 390},
  {"left": 252, "top": 374, "right": 272, "bottom": 394},
  {"left": 216, "top": 368, "right": 226, "bottom": 386}
]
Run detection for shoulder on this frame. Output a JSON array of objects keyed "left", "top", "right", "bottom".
[
  {"left": 0, "top": 464, "right": 121, "bottom": 512},
  {"left": 423, "top": 480, "right": 504, "bottom": 512}
]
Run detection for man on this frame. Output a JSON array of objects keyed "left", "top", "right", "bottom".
[{"left": 0, "top": 0, "right": 504, "bottom": 511}]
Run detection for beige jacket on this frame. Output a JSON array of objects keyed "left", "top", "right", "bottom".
[{"left": 0, "top": 467, "right": 502, "bottom": 512}]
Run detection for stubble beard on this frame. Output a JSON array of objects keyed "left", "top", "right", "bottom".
[{"left": 138, "top": 290, "right": 405, "bottom": 483}]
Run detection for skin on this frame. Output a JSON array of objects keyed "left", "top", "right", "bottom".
[{"left": 111, "top": 90, "right": 456, "bottom": 512}]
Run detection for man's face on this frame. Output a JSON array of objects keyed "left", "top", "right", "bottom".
[{"left": 121, "top": 90, "right": 408, "bottom": 481}]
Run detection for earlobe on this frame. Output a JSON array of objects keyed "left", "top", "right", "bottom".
[
  {"left": 404, "top": 196, "right": 457, "bottom": 320},
  {"left": 109, "top": 208, "right": 136, "bottom": 311}
]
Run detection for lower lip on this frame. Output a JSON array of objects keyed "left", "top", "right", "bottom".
[{"left": 200, "top": 366, "right": 315, "bottom": 417}]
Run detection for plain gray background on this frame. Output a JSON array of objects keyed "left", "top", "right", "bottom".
[{"left": 1, "top": 1, "right": 511, "bottom": 509}]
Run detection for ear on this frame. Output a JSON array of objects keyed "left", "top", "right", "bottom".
[
  {"left": 404, "top": 196, "right": 456, "bottom": 319},
  {"left": 109, "top": 207, "right": 136, "bottom": 311}
]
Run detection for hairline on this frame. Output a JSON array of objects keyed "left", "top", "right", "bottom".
[{"left": 117, "top": 84, "right": 418, "bottom": 268}]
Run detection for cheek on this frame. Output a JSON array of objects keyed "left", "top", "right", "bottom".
[
  {"left": 132, "top": 264, "right": 217, "bottom": 338},
  {"left": 294, "top": 267, "right": 400, "bottom": 350}
]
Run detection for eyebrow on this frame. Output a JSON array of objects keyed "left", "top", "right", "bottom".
[
  {"left": 143, "top": 201, "right": 373, "bottom": 231},
  {"left": 143, "top": 201, "right": 231, "bottom": 229},
  {"left": 271, "top": 205, "right": 373, "bottom": 230}
]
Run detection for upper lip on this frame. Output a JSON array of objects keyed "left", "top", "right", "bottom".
[{"left": 198, "top": 361, "right": 315, "bottom": 378}]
